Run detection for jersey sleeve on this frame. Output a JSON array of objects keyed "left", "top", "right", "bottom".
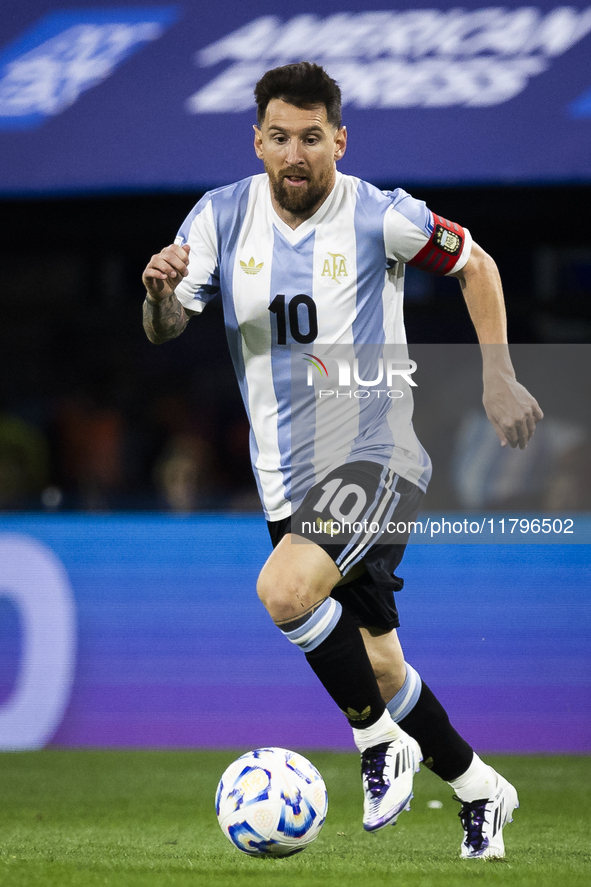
[
  {"left": 383, "top": 188, "right": 472, "bottom": 276},
  {"left": 173, "top": 195, "right": 220, "bottom": 312}
]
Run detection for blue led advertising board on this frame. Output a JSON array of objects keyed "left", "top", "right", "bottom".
[
  {"left": 1, "top": 517, "right": 589, "bottom": 752},
  {"left": 1, "top": 1, "right": 591, "bottom": 194}
]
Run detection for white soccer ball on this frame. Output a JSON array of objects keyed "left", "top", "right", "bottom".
[{"left": 215, "top": 747, "right": 328, "bottom": 857}]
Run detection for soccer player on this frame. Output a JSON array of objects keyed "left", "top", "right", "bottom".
[{"left": 142, "top": 62, "right": 542, "bottom": 858}]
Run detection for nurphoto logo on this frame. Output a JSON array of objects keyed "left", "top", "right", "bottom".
[{"left": 303, "top": 353, "right": 417, "bottom": 399}]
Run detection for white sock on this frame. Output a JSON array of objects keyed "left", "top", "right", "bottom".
[
  {"left": 352, "top": 709, "right": 402, "bottom": 753},
  {"left": 448, "top": 753, "right": 499, "bottom": 802}
]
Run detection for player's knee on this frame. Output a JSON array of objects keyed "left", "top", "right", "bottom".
[
  {"left": 256, "top": 568, "right": 290, "bottom": 618},
  {"left": 256, "top": 575, "right": 297, "bottom": 621},
  {"left": 256, "top": 568, "right": 320, "bottom": 623},
  {"left": 256, "top": 572, "right": 273, "bottom": 611}
]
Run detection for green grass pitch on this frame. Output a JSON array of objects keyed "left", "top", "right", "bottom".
[{"left": 0, "top": 750, "right": 589, "bottom": 887}]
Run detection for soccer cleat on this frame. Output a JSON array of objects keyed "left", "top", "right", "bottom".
[
  {"left": 456, "top": 774, "right": 519, "bottom": 859},
  {"left": 361, "top": 734, "right": 422, "bottom": 832}
]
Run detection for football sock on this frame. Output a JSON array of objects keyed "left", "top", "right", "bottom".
[
  {"left": 392, "top": 676, "right": 474, "bottom": 781},
  {"left": 386, "top": 661, "right": 422, "bottom": 721},
  {"left": 447, "top": 753, "right": 499, "bottom": 802},
  {"left": 352, "top": 709, "right": 402, "bottom": 753},
  {"left": 279, "top": 598, "right": 387, "bottom": 729}
]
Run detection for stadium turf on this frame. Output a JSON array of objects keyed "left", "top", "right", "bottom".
[{"left": 0, "top": 750, "right": 589, "bottom": 887}]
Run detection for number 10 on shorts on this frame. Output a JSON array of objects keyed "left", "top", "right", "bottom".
[{"left": 313, "top": 478, "right": 368, "bottom": 524}]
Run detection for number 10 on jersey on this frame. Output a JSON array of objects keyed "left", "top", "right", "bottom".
[{"left": 269, "top": 294, "right": 318, "bottom": 344}]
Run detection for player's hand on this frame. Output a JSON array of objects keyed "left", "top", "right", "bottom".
[
  {"left": 482, "top": 375, "right": 544, "bottom": 449},
  {"left": 142, "top": 244, "right": 190, "bottom": 301}
]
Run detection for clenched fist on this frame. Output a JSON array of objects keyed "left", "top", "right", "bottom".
[{"left": 142, "top": 243, "right": 190, "bottom": 301}]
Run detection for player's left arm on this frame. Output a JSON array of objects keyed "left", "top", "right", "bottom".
[{"left": 450, "top": 242, "right": 543, "bottom": 449}]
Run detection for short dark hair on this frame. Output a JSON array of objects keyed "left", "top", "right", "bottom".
[{"left": 254, "top": 62, "right": 342, "bottom": 128}]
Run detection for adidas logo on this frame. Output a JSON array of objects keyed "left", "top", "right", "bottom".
[
  {"left": 394, "top": 745, "right": 411, "bottom": 778},
  {"left": 345, "top": 706, "right": 371, "bottom": 722},
  {"left": 240, "top": 257, "right": 264, "bottom": 275},
  {"left": 316, "top": 517, "right": 340, "bottom": 535},
  {"left": 492, "top": 797, "right": 504, "bottom": 836}
]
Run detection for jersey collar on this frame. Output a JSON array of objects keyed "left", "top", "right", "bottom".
[{"left": 267, "top": 172, "right": 342, "bottom": 245}]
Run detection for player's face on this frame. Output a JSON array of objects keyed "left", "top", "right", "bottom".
[{"left": 254, "top": 99, "right": 347, "bottom": 222}]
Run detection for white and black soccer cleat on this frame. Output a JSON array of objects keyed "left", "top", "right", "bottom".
[
  {"left": 456, "top": 774, "right": 519, "bottom": 859},
  {"left": 361, "top": 733, "right": 422, "bottom": 831}
]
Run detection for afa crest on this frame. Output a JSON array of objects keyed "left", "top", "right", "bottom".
[
  {"left": 434, "top": 225, "right": 462, "bottom": 255},
  {"left": 321, "top": 252, "right": 348, "bottom": 283}
]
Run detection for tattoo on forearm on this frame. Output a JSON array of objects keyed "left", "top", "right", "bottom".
[{"left": 143, "top": 294, "right": 190, "bottom": 343}]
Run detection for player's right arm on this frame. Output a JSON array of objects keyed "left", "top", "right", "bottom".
[
  {"left": 143, "top": 195, "right": 222, "bottom": 342},
  {"left": 142, "top": 244, "right": 199, "bottom": 344}
]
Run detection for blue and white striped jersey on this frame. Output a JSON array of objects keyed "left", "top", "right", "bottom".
[{"left": 174, "top": 172, "right": 471, "bottom": 520}]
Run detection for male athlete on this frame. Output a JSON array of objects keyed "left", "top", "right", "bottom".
[{"left": 142, "top": 62, "right": 542, "bottom": 858}]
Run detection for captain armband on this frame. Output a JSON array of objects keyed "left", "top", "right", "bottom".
[{"left": 407, "top": 214, "right": 467, "bottom": 275}]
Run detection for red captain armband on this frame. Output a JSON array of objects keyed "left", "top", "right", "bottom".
[{"left": 407, "top": 213, "right": 466, "bottom": 275}]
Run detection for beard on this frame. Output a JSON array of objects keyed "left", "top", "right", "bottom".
[{"left": 266, "top": 164, "right": 333, "bottom": 216}]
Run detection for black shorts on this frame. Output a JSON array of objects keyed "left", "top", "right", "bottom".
[{"left": 267, "top": 461, "right": 424, "bottom": 631}]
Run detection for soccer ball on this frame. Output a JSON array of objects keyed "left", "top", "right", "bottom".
[{"left": 215, "top": 747, "right": 328, "bottom": 857}]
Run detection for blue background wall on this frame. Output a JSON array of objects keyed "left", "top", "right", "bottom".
[{"left": 0, "top": 516, "right": 589, "bottom": 752}]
